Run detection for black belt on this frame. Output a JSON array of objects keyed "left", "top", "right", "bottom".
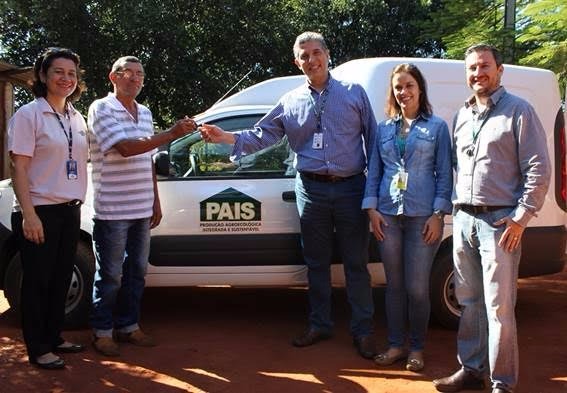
[
  {"left": 64, "top": 199, "right": 82, "bottom": 206},
  {"left": 457, "top": 204, "right": 514, "bottom": 215},
  {"left": 300, "top": 172, "right": 362, "bottom": 183}
]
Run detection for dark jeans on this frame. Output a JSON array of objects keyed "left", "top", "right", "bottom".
[
  {"left": 11, "top": 203, "right": 80, "bottom": 359},
  {"left": 295, "top": 172, "right": 374, "bottom": 337}
]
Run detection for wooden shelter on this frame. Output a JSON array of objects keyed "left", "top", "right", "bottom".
[{"left": 0, "top": 61, "right": 33, "bottom": 179}]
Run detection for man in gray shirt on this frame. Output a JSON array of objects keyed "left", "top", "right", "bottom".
[{"left": 433, "top": 44, "right": 550, "bottom": 393}]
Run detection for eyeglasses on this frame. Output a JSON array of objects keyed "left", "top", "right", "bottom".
[{"left": 116, "top": 69, "right": 145, "bottom": 80}]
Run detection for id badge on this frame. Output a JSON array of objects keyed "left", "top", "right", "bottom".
[
  {"left": 66, "top": 159, "right": 78, "bottom": 180},
  {"left": 396, "top": 169, "right": 408, "bottom": 190},
  {"left": 312, "top": 133, "right": 323, "bottom": 149}
]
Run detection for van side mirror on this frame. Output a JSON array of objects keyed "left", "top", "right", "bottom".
[{"left": 153, "top": 150, "right": 172, "bottom": 177}]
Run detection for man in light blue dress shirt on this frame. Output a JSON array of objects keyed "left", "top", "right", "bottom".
[
  {"left": 433, "top": 44, "right": 550, "bottom": 393},
  {"left": 201, "top": 31, "right": 378, "bottom": 359}
]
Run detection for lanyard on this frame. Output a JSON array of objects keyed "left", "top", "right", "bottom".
[
  {"left": 465, "top": 104, "right": 493, "bottom": 158},
  {"left": 50, "top": 105, "right": 73, "bottom": 160},
  {"left": 471, "top": 106, "right": 493, "bottom": 143},
  {"left": 308, "top": 88, "right": 329, "bottom": 132}
]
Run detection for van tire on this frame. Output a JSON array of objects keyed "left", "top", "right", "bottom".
[
  {"left": 3, "top": 240, "right": 94, "bottom": 329},
  {"left": 430, "top": 250, "right": 461, "bottom": 330}
]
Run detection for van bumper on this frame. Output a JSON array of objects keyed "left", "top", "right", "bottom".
[{"left": 520, "top": 225, "right": 567, "bottom": 277}]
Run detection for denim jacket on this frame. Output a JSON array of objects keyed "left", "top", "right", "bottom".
[{"left": 362, "top": 113, "right": 453, "bottom": 216}]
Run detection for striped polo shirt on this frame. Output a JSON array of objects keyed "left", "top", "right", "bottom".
[{"left": 87, "top": 93, "right": 156, "bottom": 220}]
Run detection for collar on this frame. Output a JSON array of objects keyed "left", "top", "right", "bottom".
[
  {"left": 392, "top": 112, "right": 430, "bottom": 123},
  {"left": 106, "top": 92, "right": 138, "bottom": 112},
  {"left": 465, "top": 86, "right": 506, "bottom": 111},
  {"left": 304, "top": 73, "right": 334, "bottom": 94},
  {"left": 37, "top": 97, "right": 78, "bottom": 116}
]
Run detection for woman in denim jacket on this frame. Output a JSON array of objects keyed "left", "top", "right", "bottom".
[{"left": 362, "top": 63, "right": 453, "bottom": 371}]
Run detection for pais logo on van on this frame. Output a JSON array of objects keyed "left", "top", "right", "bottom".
[{"left": 199, "top": 188, "right": 261, "bottom": 232}]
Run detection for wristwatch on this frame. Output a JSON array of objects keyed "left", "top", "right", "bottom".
[{"left": 433, "top": 210, "right": 445, "bottom": 220}]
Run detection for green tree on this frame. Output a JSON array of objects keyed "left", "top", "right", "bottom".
[
  {"left": 1, "top": 0, "right": 441, "bottom": 124},
  {"left": 419, "top": 0, "right": 523, "bottom": 59},
  {"left": 516, "top": 0, "right": 566, "bottom": 93},
  {"left": 287, "top": 0, "right": 439, "bottom": 65},
  {"left": 420, "top": 0, "right": 565, "bottom": 94},
  {"left": 0, "top": 0, "right": 298, "bottom": 126}
]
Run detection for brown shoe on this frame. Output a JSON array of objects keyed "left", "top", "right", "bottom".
[
  {"left": 353, "top": 335, "right": 377, "bottom": 359},
  {"left": 93, "top": 336, "right": 120, "bottom": 357},
  {"left": 291, "top": 328, "right": 332, "bottom": 347},
  {"left": 115, "top": 329, "right": 156, "bottom": 347},
  {"left": 433, "top": 369, "right": 485, "bottom": 392}
]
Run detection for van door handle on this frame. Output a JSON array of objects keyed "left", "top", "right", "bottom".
[{"left": 282, "top": 191, "right": 296, "bottom": 202}]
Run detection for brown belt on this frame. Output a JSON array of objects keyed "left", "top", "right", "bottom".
[
  {"left": 300, "top": 172, "right": 362, "bottom": 183},
  {"left": 457, "top": 204, "right": 514, "bottom": 215}
]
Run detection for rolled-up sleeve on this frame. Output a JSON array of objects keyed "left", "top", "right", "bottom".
[{"left": 511, "top": 103, "right": 551, "bottom": 226}]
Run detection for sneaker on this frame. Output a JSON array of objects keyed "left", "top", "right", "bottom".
[
  {"left": 115, "top": 329, "right": 156, "bottom": 347},
  {"left": 93, "top": 336, "right": 120, "bottom": 357}
]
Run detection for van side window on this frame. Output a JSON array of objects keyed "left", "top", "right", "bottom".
[{"left": 167, "top": 115, "right": 296, "bottom": 179}]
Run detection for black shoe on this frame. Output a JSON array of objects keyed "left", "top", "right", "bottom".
[
  {"left": 353, "top": 335, "right": 377, "bottom": 359},
  {"left": 292, "top": 328, "right": 332, "bottom": 347},
  {"left": 433, "top": 369, "right": 485, "bottom": 392},
  {"left": 30, "top": 356, "right": 66, "bottom": 370},
  {"left": 54, "top": 342, "right": 85, "bottom": 354}
]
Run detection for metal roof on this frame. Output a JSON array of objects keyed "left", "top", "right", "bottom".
[{"left": 0, "top": 61, "right": 33, "bottom": 87}]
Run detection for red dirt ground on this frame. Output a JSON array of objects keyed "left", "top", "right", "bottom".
[{"left": 1, "top": 267, "right": 566, "bottom": 393}]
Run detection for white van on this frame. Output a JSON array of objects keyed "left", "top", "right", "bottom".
[{"left": 0, "top": 57, "right": 565, "bottom": 329}]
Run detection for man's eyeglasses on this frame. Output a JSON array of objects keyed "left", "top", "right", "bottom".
[{"left": 116, "top": 69, "right": 145, "bottom": 80}]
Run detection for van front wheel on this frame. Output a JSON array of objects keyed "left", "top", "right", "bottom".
[
  {"left": 430, "top": 250, "right": 462, "bottom": 330},
  {"left": 3, "top": 240, "right": 94, "bottom": 329}
]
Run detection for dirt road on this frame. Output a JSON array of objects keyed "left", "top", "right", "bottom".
[{"left": 1, "top": 267, "right": 566, "bottom": 393}]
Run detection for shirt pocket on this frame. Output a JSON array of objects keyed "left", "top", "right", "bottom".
[
  {"left": 413, "top": 133, "right": 436, "bottom": 162},
  {"left": 379, "top": 134, "right": 398, "bottom": 162}
]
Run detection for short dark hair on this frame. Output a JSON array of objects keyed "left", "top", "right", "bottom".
[
  {"left": 465, "top": 43, "right": 503, "bottom": 67},
  {"left": 385, "top": 63, "right": 432, "bottom": 118},
  {"left": 293, "top": 32, "right": 328, "bottom": 58},
  {"left": 31, "top": 47, "right": 85, "bottom": 102}
]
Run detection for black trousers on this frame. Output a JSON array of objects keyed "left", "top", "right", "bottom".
[{"left": 11, "top": 203, "right": 80, "bottom": 359}]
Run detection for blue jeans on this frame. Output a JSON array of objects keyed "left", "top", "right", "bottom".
[
  {"left": 453, "top": 207, "right": 519, "bottom": 392},
  {"left": 90, "top": 218, "right": 151, "bottom": 337},
  {"left": 378, "top": 214, "right": 440, "bottom": 351},
  {"left": 295, "top": 173, "right": 374, "bottom": 338}
]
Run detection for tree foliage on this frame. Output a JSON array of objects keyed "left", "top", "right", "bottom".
[
  {"left": 0, "top": 0, "right": 299, "bottom": 126},
  {"left": 2, "top": 0, "right": 563, "bottom": 125},
  {"left": 516, "top": 0, "right": 566, "bottom": 91},
  {"left": 0, "top": 0, "right": 444, "bottom": 126},
  {"left": 420, "top": 0, "right": 565, "bottom": 95}
]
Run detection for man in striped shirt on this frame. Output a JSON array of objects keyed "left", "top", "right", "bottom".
[
  {"left": 88, "top": 56, "right": 196, "bottom": 357},
  {"left": 201, "top": 32, "right": 378, "bottom": 359}
]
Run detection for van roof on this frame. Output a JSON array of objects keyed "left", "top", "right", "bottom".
[{"left": 208, "top": 57, "right": 559, "bottom": 119}]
